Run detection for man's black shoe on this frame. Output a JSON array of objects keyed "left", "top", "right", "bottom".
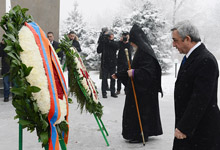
[
  {"left": 4, "top": 98, "right": 9, "bottom": 102},
  {"left": 116, "top": 91, "right": 120, "bottom": 95},
  {"left": 103, "top": 94, "right": 107, "bottom": 98},
  {"left": 111, "top": 93, "right": 118, "bottom": 98}
]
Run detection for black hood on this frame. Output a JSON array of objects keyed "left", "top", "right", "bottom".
[
  {"left": 129, "top": 24, "right": 163, "bottom": 96},
  {"left": 129, "top": 24, "right": 157, "bottom": 60}
]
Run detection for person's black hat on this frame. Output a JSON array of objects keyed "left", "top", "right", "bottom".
[
  {"left": 129, "top": 24, "right": 157, "bottom": 60},
  {"left": 129, "top": 24, "right": 141, "bottom": 44},
  {"left": 122, "top": 31, "right": 129, "bottom": 36},
  {"left": 101, "top": 27, "right": 108, "bottom": 33},
  {"left": 69, "top": 31, "right": 76, "bottom": 35},
  {"left": 129, "top": 24, "right": 163, "bottom": 95}
]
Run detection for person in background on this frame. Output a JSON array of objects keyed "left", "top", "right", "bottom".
[
  {"left": 116, "top": 32, "right": 132, "bottom": 95},
  {"left": 0, "top": 39, "right": 10, "bottom": 102},
  {"left": 97, "top": 30, "right": 119, "bottom": 98},
  {"left": 171, "top": 20, "right": 220, "bottom": 150},
  {"left": 47, "top": 32, "right": 64, "bottom": 64},
  {"left": 97, "top": 27, "right": 110, "bottom": 91},
  {"left": 68, "top": 31, "right": 82, "bottom": 52},
  {"left": 112, "top": 24, "right": 163, "bottom": 143}
]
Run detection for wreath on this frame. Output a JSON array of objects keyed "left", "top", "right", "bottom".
[
  {"left": 0, "top": 5, "right": 69, "bottom": 149},
  {"left": 59, "top": 35, "right": 103, "bottom": 118}
]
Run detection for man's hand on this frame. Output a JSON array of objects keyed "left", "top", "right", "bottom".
[
  {"left": 127, "top": 69, "right": 133, "bottom": 77},
  {"left": 111, "top": 74, "right": 117, "bottom": 79},
  {"left": 175, "top": 128, "right": 187, "bottom": 139}
]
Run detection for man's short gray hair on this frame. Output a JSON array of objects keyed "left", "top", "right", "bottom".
[{"left": 171, "top": 20, "right": 201, "bottom": 42}]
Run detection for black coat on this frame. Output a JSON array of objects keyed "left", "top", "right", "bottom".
[
  {"left": 52, "top": 40, "right": 63, "bottom": 60},
  {"left": 117, "top": 42, "right": 132, "bottom": 72},
  {"left": 72, "top": 40, "right": 82, "bottom": 52},
  {"left": 97, "top": 39, "right": 119, "bottom": 69},
  {"left": 116, "top": 49, "right": 163, "bottom": 140},
  {"left": 52, "top": 40, "right": 59, "bottom": 50},
  {"left": 0, "top": 43, "right": 10, "bottom": 75},
  {"left": 173, "top": 43, "right": 220, "bottom": 150}
]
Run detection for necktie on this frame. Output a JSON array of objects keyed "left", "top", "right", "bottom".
[{"left": 181, "top": 55, "right": 187, "bottom": 65}]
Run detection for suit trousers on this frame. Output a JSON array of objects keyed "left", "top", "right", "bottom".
[{"left": 101, "top": 67, "right": 116, "bottom": 95}]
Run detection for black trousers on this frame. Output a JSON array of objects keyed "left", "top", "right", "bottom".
[
  {"left": 117, "top": 66, "right": 126, "bottom": 92},
  {"left": 117, "top": 79, "right": 122, "bottom": 92},
  {"left": 101, "top": 67, "right": 116, "bottom": 95}
]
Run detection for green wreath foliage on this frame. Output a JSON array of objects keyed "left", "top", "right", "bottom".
[
  {"left": 0, "top": 5, "right": 68, "bottom": 147},
  {"left": 59, "top": 35, "right": 103, "bottom": 118}
]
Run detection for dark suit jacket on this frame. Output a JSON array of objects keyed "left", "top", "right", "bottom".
[
  {"left": 52, "top": 40, "right": 63, "bottom": 62},
  {"left": 72, "top": 40, "right": 82, "bottom": 52},
  {"left": 173, "top": 43, "right": 220, "bottom": 150},
  {"left": 117, "top": 42, "right": 132, "bottom": 72},
  {"left": 52, "top": 40, "right": 59, "bottom": 50}
]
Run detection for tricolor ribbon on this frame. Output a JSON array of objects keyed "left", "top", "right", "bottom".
[{"left": 25, "top": 22, "right": 69, "bottom": 150}]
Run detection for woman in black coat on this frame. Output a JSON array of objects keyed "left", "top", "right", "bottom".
[{"left": 112, "top": 24, "right": 163, "bottom": 142}]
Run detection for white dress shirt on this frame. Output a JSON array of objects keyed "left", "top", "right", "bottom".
[{"left": 186, "top": 42, "right": 201, "bottom": 58}]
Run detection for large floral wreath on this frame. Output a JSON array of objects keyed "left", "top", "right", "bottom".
[
  {"left": 59, "top": 35, "right": 103, "bottom": 118},
  {"left": 0, "top": 6, "right": 69, "bottom": 149}
]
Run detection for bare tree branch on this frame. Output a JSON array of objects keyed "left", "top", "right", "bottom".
[{"left": 176, "top": 0, "right": 187, "bottom": 11}]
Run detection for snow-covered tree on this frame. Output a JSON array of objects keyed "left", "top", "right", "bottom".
[
  {"left": 79, "top": 28, "right": 101, "bottom": 70},
  {"left": 61, "top": 1, "right": 101, "bottom": 70},
  {"left": 61, "top": 1, "right": 86, "bottom": 37},
  {"left": 61, "top": 0, "right": 173, "bottom": 71},
  {"left": 112, "top": 1, "right": 172, "bottom": 72}
]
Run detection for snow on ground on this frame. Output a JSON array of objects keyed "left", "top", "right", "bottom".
[{"left": 0, "top": 63, "right": 220, "bottom": 150}]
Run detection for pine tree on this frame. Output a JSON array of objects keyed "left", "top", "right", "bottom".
[
  {"left": 61, "top": 1, "right": 86, "bottom": 37},
  {"left": 80, "top": 28, "right": 101, "bottom": 70},
  {"left": 112, "top": 1, "right": 172, "bottom": 72},
  {"left": 61, "top": 1, "right": 101, "bottom": 70}
]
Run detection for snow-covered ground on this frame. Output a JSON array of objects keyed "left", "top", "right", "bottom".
[{"left": 0, "top": 63, "right": 220, "bottom": 150}]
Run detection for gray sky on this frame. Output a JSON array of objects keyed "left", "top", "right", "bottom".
[
  {"left": 60, "top": 0, "right": 122, "bottom": 28},
  {"left": 60, "top": 0, "right": 220, "bottom": 54}
]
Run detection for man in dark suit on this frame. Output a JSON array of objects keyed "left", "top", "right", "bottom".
[
  {"left": 171, "top": 20, "right": 220, "bottom": 150},
  {"left": 47, "top": 32, "right": 64, "bottom": 63},
  {"left": 97, "top": 30, "right": 119, "bottom": 98}
]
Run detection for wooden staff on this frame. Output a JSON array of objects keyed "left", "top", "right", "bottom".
[{"left": 125, "top": 48, "right": 146, "bottom": 146}]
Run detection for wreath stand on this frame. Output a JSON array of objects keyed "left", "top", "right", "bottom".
[
  {"left": 93, "top": 113, "right": 109, "bottom": 146},
  {"left": 18, "top": 121, "right": 67, "bottom": 150}
]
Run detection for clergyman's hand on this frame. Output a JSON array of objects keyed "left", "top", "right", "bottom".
[
  {"left": 111, "top": 74, "right": 117, "bottom": 79},
  {"left": 127, "top": 69, "right": 133, "bottom": 78},
  {"left": 175, "top": 128, "right": 187, "bottom": 140}
]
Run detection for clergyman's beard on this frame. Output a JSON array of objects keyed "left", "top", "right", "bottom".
[{"left": 133, "top": 46, "right": 138, "bottom": 51}]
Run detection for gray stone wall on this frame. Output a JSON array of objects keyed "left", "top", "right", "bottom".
[
  {"left": 0, "top": 0, "right": 60, "bottom": 98},
  {"left": 11, "top": 0, "right": 60, "bottom": 41},
  {"left": 0, "top": 0, "right": 6, "bottom": 38}
]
